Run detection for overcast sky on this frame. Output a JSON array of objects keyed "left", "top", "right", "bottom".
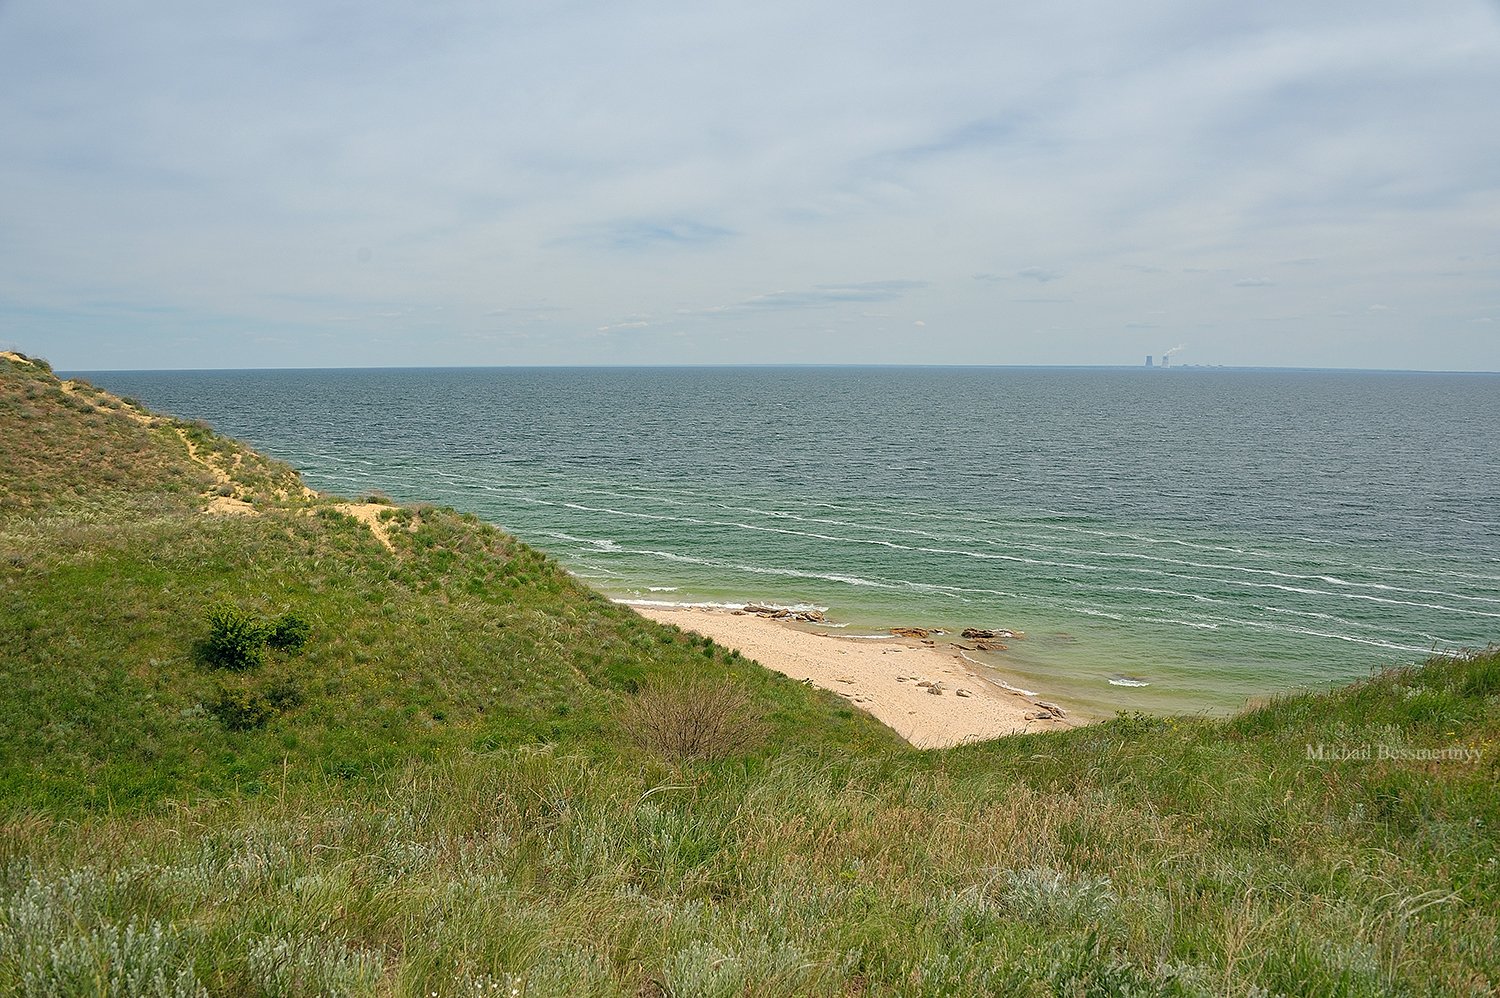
[{"left": 2, "top": 1, "right": 1498, "bottom": 371}]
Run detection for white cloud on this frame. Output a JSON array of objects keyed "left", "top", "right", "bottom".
[{"left": 1, "top": 0, "right": 1498, "bottom": 370}]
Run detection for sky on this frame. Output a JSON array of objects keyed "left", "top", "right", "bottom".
[{"left": 1, "top": 1, "right": 1498, "bottom": 371}]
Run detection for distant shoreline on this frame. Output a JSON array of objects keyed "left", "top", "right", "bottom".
[{"left": 628, "top": 602, "right": 1080, "bottom": 748}]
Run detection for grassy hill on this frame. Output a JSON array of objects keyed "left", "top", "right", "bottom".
[{"left": 1, "top": 351, "right": 1497, "bottom": 996}]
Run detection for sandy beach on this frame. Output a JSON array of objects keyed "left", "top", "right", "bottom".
[{"left": 630, "top": 604, "right": 1078, "bottom": 748}]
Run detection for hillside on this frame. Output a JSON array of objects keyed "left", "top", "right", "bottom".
[
  {"left": 2, "top": 351, "right": 1498, "bottom": 996},
  {"left": 0, "top": 351, "right": 898, "bottom": 813}
]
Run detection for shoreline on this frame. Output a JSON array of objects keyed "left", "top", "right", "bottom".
[{"left": 627, "top": 602, "right": 1081, "bottom": 748}]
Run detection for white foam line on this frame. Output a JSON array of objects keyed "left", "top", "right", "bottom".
[
  {"left": 518, "top": 496, "right": 1500, "bottom": 617},
  {"left": 510, "top": 481, "right": 1500, "bottom": 588},
  {"left": 1221, "top": 618, "right": 1443, "bottom": 655},
  {"left": 600, "top": 552, "right": 1461, "bottom": 650},
  {"left": 992, "top": 531, "right": 1500, "bottom": 604},
  {"left": 1137, "top": 617, "right": 1220, "bottom": 630},
  {"left": 1028, "top": 555, "right": 1500, "bottom": 621},
  {"left": 1027, "top": 522, "right": 1275, "bottom": 558},
  {"left": 1370, "top": 564, "right": 1500, "bottom": 585},
  {"left": 1096, "top": 585, "right": 1435, "bottom": 634},
  {"left": 536, "top": 530, "right": 623, "bottom": 553},
  {"left": 956, "top": 652, "right": 1040, "bottom": 696},
  {"left": 616, "top": 599, "right": 747, "bottom": 610},
  {"left": 1202, "top": 577, "right": 1500, "bottom": 619},
  {"left": 627, "top": 548, "right": 902, "bottom": 590},
  {"left": 615, "top": 598, "right": 830, "bottom": 613},
  {"left": 422, "top": 480, "right": 1500, "bottom": 635}
]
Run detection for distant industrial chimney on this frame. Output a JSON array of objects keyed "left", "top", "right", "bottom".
[
  {"left": 1160, "top": 354, "right": 1170, "bottom": 369},
  {"left": 1145, "top": 355, "right": 1153, "bottom": 367}
]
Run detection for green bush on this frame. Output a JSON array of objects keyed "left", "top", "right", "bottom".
[
  {"left": 201, "top": 602, "right": 268, "bottom": 671},
  {"left": 203, "top": 687, "right": 276, "bottom": 731},
  {"left": 266, "top": 611, "right": 312, "bottom": 652},
  {"left": 262, "top": 677, "right": 304, "bottom": 711},
  {"left": 202, "top": 677, "right": 302, "bottom": 732}
]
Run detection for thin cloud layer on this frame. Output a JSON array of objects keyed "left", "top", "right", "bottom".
[{"left": 0, "top": 0, "right": 1497, "bottom": 369}]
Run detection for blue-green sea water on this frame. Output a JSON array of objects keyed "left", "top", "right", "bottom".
[{"left": 82, "top": 366, "right": 1500, "bottom": 717}]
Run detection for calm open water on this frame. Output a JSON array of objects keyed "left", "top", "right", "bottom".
[{"left": 81, "top": 366, "right": 1500, "bottom": 716}]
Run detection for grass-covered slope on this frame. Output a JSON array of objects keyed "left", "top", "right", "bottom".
[
  {"left": 0, "top": 352, "right": 897, "bottom": 812},
  {"left": 1, "top": 351, "right": 1497, "bottom": 996}
]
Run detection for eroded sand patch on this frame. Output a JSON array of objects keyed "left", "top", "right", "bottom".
[{"left": 331, "top": 502, "right": 398, "bottom": 551}]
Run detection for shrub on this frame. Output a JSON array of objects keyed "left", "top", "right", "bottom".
[
  {"left": 203, "top": 678, "right": 302, "bottom": 731},
  {"left": 201, "top": 602, "right": 268, "bottom": 671},
  {"left": 619, "top": 676, "right": 767, "bottom": 762},
  {"left": 263, "top": 677, "right": 305, "bottom": 711},
  {"left": 6, "top": 351, "right": 53, "bottom": 372},
  {"left": 266, "top": 611, "right": 312, "bottom": 652},
  {"left": 204, "top": 687, "right": 276, "bottom": 731}
]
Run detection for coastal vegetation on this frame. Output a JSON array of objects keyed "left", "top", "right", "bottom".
[{"left": 2, "top": 351, "right": 1497, "bottom": 996}]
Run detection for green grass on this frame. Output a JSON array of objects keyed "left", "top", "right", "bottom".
[{"left": 1, "top": 352, "right": 1497, "bottom": 995}]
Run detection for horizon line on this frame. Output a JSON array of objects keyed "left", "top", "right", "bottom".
[{"left": 56, "top": 362, "right": 1500, "bottom": 377}]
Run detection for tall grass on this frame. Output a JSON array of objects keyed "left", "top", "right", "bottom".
[{"left": 4, "top": 705, "right": 1496, "bottom": 995}]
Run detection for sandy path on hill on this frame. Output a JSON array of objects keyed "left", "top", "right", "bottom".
[{"left": 630, "top": 605, "right": 1077, "bottom": 748}]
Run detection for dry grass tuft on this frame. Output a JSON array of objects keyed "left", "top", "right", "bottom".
[{"left": 620, "top": 676, "right": 768, "bottom": 761}]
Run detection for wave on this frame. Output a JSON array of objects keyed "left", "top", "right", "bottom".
[
  {"left": 460, "top": 483, "right": 1496, "bottom": 653},
  {"left": 519, "top": 496, "right": 1500, "bottom": 620},
  {"left": 616, "top": 598, "right": 746, "bottom": 610},
  {"left": 956, "top": 653, "right": 1040, "bottom": 696},
  {"left": 1047, "top": 545, "right": 1500, "bottom": 605},
  {"left": 616, "top": 597, "right": 831, "bottom": 615},
  {"left": 1137, "top": 616, "right": 1221, "bottom": 630},
  {"left": 1108, "top": 677, "right": 1152, "bottom": 687},
  {"left": 1213, "top": 616, "right": 1445, "bottom": 654},
  {"left": 537, "top": 530, "right": 622, "bottom": 553},
  {"left": 630, "top": 548, "right": 902, "bottom": 591},
  {"left": 1095, "top": 584, "right": 1450, "bottom": 637},
  {"left": 505, "top": 481, "right": 1500, "bottom": 590}
]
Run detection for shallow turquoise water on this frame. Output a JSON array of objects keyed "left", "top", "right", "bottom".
[{"left": 84, "top": 366, "right": 1500, "bottom": 716}]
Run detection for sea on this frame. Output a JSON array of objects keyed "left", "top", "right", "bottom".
[{"left": 78, "top": 366, "right": 1500, "bottom": 718}]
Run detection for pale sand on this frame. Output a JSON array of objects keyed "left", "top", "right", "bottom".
[
  {"left": 205, "top": 495, "right": 256, "bottom": 516},
  {"left": 332, "top": 502, "right": 397, "bottom": 551},
  {"left": 631, "top": 605, "right": 1077, "bottom": 748}
]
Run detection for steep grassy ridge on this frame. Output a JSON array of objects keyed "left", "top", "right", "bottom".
[{"left": 1, "top": 353, "right": 1497, "bottom": 995}]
